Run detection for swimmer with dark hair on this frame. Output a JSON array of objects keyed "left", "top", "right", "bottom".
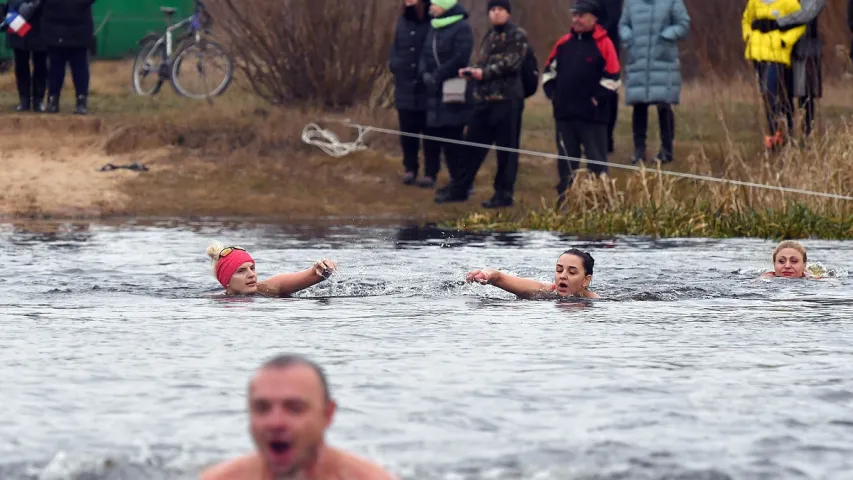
[
  {"left": 206, "top": 241, "right": 337, "bottom": 296},
  {"left": 466, "top": 248, "right": 600, "bottom": 299},
  {"left": 761, "top": 240, "right": 821, "bottom": 279}
]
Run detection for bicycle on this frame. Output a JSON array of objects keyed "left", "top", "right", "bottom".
[{"left": 131, "top": 0, "right": 234, "bottom": 100}]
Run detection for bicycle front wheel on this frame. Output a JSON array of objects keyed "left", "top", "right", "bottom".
[
  {"left": 170, "top": 39, "right": 234, "bottom": 100},
  {"left": 132, "top": 36, "right": 168, "bottom": 96}
]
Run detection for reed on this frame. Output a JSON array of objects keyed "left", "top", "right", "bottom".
[{"left": 449, "top": 120, "right": 853, "bottom": 239}]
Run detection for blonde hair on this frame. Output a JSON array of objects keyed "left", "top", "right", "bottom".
[
  {"left": 206, "top": 240, "right": 226, "bottom": 276},
  {"left": 773, "top": 240, "right": 807, "bottom": 263}
]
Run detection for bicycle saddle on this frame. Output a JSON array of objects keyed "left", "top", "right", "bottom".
[{"left": 159, "top": 7, "right": 177, "bottom": 14}]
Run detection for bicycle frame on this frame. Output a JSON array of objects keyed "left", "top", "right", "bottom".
[{"left": 150, "top": 0, "right": 208, "bottom": 59}]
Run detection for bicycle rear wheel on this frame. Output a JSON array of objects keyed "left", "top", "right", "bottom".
[
  {"left": 132, "top": 36, "right": 168, "bottom": 96},
  {"left": 170, "top": 39, "right": 233, "bottom": 100}
]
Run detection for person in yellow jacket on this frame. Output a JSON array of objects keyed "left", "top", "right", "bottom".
[{"left": 742, "top": 0, "right": 806, "bottom": 150}]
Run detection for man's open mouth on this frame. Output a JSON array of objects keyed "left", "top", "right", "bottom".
[
  {"left": 269, "top": 440, "right": 291, "bottom": 454},
  {"left": 558, "top": 282, "right": 569, "bottom": 289}
]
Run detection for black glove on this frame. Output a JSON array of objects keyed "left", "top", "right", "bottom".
[
  {"left": 751, "top": 19, "right": 779, "bottom": 33},
  {"left": 422, "top": 72, "right": 436, "bottom": 87}
]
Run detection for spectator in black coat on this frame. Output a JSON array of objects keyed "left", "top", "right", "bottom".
[
  {"left": 597, "top": 0, "right": 623, "bottom": 154},
  {"left": 2, "top": 0, "right": 47, "bottom": 112},
  {"left": 390, "top": 0, "right": 441, "bottom": 188},
  {"left": 40, "top": 0, "right": 95, "bottom": 115},
  {"left": 418, "top": 0, "right": 474, "bottom": 192}
]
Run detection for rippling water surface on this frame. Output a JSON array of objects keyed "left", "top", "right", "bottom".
[{"left": 1, "top": 220, "right": 852, "bottom": 480}]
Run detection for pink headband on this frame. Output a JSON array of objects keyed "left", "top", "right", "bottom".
[{"left": 216, "top": 249, "right": 255, "bottom": 288}]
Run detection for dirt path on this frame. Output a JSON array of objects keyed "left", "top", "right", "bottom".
[
  {"left": 0, "top": 115, "right": 177, "bottom": 218},
  {"left": 0, "top": 108, "right": 558, "bottom": 222}
]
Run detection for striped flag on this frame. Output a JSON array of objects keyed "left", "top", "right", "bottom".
[{"left": 4, "top": 12, "right": 31, "bottom": 37}]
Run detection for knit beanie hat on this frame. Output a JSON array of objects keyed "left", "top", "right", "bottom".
[
  {"left": 431, "top": 0, "right": 457, "bottom": 10},
  {"left": 487, "top": 0, "right": 511, "bottom": 13}
]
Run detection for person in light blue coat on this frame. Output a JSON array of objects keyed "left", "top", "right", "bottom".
[{"left": 619, "top": 0, "right": 690, "bottom": 164}]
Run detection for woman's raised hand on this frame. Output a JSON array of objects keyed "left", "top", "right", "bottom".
[
  {"left": 465, "top": 268, "right": 500, "bottom": 285},
  {"left": 313, "top": 259, "right": 338, "bottom": 279}
]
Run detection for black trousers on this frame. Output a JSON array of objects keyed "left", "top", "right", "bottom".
[
  {"left": 796, "top": 96, "right": 815, "bottom": 138},
  {"left": 14, "top": 49, "right": 48, "bottom": 103},
  {"left": 454, "top": 99, "right": 523, "bottom": 198},
  {"left": 782, "top": 64, "right": 816, "bottom": 138},
  {"left": 632, "top": 103, "right": 674, "bottom": 156},
  {"left": 556, "top": 119, "right": 608, "bottom": 192},
  {"left": 48, "top": 47, "right": 90, "bottom": 98},
  {"left": 428, "top": 125, "right": 465, "bottom": 183},
  {"left": 606, "top": 92, "right": 619, "bottom": 153},
  {"left": 397, "top": 109, "right": 442, "bottom": 179}
]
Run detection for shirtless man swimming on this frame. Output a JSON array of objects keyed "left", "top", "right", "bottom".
[{"left": 200, "top": 354, "right": 397, "bottom": 480}]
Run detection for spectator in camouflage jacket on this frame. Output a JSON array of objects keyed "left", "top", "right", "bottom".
[{"left": 435, "top": 0, "right": 529, "bottom": 208}]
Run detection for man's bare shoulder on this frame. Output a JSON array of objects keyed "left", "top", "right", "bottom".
[
  {"left": 334, "top": 448, "right": 398, "bottom": 480},
  {"left": 199, "top": 454, "right": 260, "bottom": 480}
]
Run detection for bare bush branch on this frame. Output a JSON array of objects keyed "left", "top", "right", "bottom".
[{"left": 210, "top": 0, "right": 396, "bottom": 107}]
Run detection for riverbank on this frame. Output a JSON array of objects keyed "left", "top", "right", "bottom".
[{"left": 2, "top": 61, "right": 852, "bottom": 238}]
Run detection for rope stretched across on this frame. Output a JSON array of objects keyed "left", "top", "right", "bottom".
[{"left": 301, "top": 121, "right": 853, "bottom": 202}]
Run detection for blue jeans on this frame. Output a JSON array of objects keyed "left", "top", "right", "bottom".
[{"left": 755, "top": 61, "right": 793, "bottom": 135}]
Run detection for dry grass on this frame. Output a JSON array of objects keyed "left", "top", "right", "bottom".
[{"left": 455, "top": 78, "right": 853, "bottom": 239}]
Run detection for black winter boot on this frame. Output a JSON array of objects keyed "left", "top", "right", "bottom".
[
  {"left": 33, "top": 88, "right": 46, "bottom": 113},
  {"left": 630, "top": 147, "right": 647, "bottom": 165},
  {"left": 46, "top": 95, "right": 59, "bottom": 113},
  {"left": 74, "top": 94, "right": 88, "bottom": 115},
  {"left": 16, "top": 96, "right": 31, "bottom": 112}
]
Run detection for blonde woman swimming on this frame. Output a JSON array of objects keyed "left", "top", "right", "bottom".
[
  {"left": 761, "top": 240, "right": 821, "bottom": 279},
  {"left": 206, "top": 241, "right": 337, "bottom": 297}
]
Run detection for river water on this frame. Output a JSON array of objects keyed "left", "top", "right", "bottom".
[{"left": 1, "top": 220, "right": 851, "bottom": 480}]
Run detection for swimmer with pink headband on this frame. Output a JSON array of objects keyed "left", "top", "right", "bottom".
[{"left": 206, "top": 241, "right": 337, "bottom": 296}]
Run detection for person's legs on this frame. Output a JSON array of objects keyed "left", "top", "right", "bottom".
[
  {"left": 756, "top": 62, "right": 779, "bottom": 147},
  {"left": 606, "top": 92, "right": 619, "bottom": 153},
  {"left": 418, "top": 110, "right": 442, "bottom": 186},
  {"left": 631, "top": 103, "right": 649, "bottom": 163},
  {"left": 802, "top": 55, "right": 822, "bottom": 139},
  {"left": 397, "top": 109, "right": 423, "bottom": 183},
  {"left": 782, "top": 64, "right": 795, "bottom": 138},
  {"left": 47, "top": 47, "right": 69, "bottom": 113},
  {"left": 434, "top": 125, "right": 469, "bottom": 203},
  {"left": 67, "top": 47, "right": 91, "bottom": 114},
  {"left": 579, "top": 122, "right": 609, "bottom": 176},
  {"left": 429, "top": 126, "right": 459, "bottom": 184},
  {"left": 450, "top": 104, "right": 496, "bottom": 194},
  {"left": 488, "top": 99, "right": 523, "bottom": 206},
  {"left": 801, "top": 95, "right": 815, "bottom": 139},
  {"left": 556, "top": 120, "right": 582, "bottom": 193},
  {"left": 31, "top": 51, "right": 48, "bottom": 111},
  {"left": 760, "top": 62, "right": 783, "bottom": 139},
  {"left": 656, "top": 104, "right": 675, "bottom": 163},
  {"left": 13, "top": 49, "right": 32, "bottom": 110}
]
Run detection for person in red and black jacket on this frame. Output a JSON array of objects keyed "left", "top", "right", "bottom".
[{"left": 542, "top": 0, "right": 620, "bottom": 202}]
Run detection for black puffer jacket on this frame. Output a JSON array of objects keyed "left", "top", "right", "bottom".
[
  {"left": 40, "top": 0, "right": 95, "bottom": 49},
  {"left": 389, "top": 2, "right": 431, "bottom": 111},
  {"left": 3, "top": 0, "right": 46, "bottom": 51},
  {"left": 598, "top": 0, "right": 623, "bottom": 56},
  {"left": 418, "top": 3, "right": 474, "bottom": 128}
]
